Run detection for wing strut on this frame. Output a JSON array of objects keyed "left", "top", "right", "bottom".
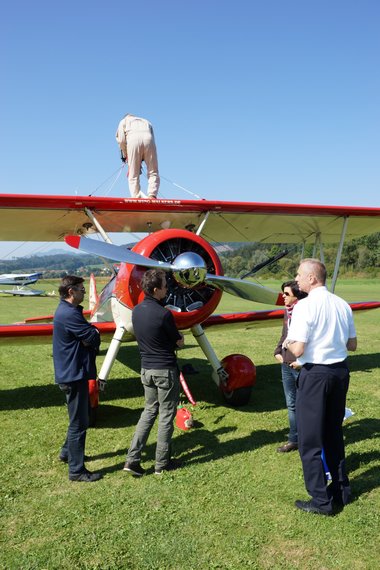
[
  {"left": 312, "top": 233, "right": 325, "bottom": 265},
  {"left": 331, "top": 216, "right": 349, "bottom": 293},
  {"left": 85, "top": 208, "right": 113, "bottom": 244},
  {"left": 196, "top": 211, "right": 210, "bottom": 236},
  {"left": 84, "top": 208, "right": 117, "bottom": 276}
]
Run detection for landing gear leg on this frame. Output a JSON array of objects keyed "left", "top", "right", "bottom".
[
  {"left": 191, "top": 324, "right": 256, "bottom": 407},
  {"left": 191, "top": 323, "right": 228, "bottom": 389},
  {"left": 97, "top": 325, "right": 126, "bottom": 384}
]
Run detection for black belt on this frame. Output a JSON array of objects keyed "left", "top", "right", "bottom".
[{"left": 303, "top": 360, "right": 347, "bottom": 370}]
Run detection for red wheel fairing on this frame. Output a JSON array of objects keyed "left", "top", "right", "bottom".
[
  {"left": 219, "top": 354, "right": 257, "bottom": 407},
  {"left": 113, "top": 229, "right": 223, "bottom": 329},
  {"left": 220, "top": 354, "right": 257, "bottom": 391}
]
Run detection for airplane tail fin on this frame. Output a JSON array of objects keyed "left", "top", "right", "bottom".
[{"left": 89, "top": 273, "right": 99, "bottom": 314}]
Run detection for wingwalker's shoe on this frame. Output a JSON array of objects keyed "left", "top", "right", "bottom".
[{"left": 295, "top": 500, "right": 332, "bottom": 516}]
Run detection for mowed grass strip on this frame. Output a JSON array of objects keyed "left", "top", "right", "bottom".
[{"left": 0, "top": 280, "right": 379, "bottom": 569}]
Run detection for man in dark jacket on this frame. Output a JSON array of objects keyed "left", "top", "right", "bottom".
[
  {"left": 124, "top": 269, "right": 184, "bottom": 476},
  {"left": 274, "top": 280, "right": 307, "bottom": 453},
  {"left": 53, "top": 275, "right": 102, "bottom": 482}
]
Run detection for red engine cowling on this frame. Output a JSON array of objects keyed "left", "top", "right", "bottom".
[{"left": 113, "top": 229, "right": 223, "bottom": 329}]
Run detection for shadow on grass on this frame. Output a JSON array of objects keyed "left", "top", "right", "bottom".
[
  {"left": 0, "top": 377, "right": 144, "bottom": 411},
  {"left": 1, "top": 352, "right": 379, "bottom": 416},
  {"left": 90, "top": 403, "right": 143, "bottom": 429},
  {"left": 96, "top": 424, "right": 290, "bottom": 476},
  {"left": 349, "top": 352, "right": 380, "bottom": 372},
  {"left": 344, "top": 418, "right": 380, "bottom": 498},
  {"left": 176, "top": 425, "right": 288, "bottom": 466},
  {"left": 350, "top": 464, "right": 380, "bottom": 500},
  {"left": 345, "top": 418, "right": 380, "bottom": 445}
]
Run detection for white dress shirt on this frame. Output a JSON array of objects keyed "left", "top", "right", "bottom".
[{"left": 287, "top": 286, "right": 356, "bottom": 365}]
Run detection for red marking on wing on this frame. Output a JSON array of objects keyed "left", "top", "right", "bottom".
[{"left": 64, "top": 235, "right": 81, "bottom": 248}]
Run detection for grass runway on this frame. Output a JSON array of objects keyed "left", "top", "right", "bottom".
[{"left": 0, "top": 279, "right": 379, "bottom": 569}]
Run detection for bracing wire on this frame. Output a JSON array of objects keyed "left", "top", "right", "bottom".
[
  {"left": 140, "top": 166, "right": 204, "bottom": 200},
  {"left": 88, "top": 165, "right": 125, "bottom": 197}
]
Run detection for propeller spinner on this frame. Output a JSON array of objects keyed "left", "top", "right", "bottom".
[{"left": 171, "top": 252, "right": 208, "bottom": 288}]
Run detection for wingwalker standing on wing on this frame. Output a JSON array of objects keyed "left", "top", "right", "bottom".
[{"left": 116, "top": 113, "right": 160, "bottom": 199}]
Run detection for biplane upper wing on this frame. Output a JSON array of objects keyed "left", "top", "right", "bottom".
[{"left": 1, "top": 194, "right": 380, "bottom": 243}]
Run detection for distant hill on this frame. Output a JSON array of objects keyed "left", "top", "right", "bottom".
[
  {"left": 33, "top": 248, "right": 80, "bottom": 256},
  {"left": 0, "top": 253, "right": 109, "bottom": 278}
]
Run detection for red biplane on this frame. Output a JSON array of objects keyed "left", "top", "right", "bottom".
[{"left": 1, "top": 194, "right": 379, "bottom": 408}]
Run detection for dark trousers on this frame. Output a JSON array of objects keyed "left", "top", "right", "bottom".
[
  {"left": 296, "top": 361, "right": 350, "bottom": 511},
  {"left": 127, "top": 368, "right": 180, "bottom": 470},
  {"left": 59, "top": 378, "right": 89, "bottom": 476}
]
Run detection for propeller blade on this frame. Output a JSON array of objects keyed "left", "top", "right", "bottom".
[
  {"left": 205, "top": 274, "right": 283, "bottom": 305},
  {"left": 240, "top": 250, "right": 289, "bottom": 279},
  {"left": 64, "top": 236, "right": 172, "bottom": 270}
]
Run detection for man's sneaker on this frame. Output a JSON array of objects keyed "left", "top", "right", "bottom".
[
  {"left": 123, "top": 462, "right": 146, "bottom": 477},
  {"left": 69, "top": 469, "right": 103, "bottom": 483},
  {"left": 154, "top": 459, "right": 183, "bottom": 475}
]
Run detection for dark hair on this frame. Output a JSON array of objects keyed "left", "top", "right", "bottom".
[
  {"left": 59, "top": 275, "right": 84, "bottom": 299},
  {"left": 140, "top": 269, "right": 166, "bottom": 296},
  {"left": 281, "top": 279, "right": 308, "bottom": 300}
]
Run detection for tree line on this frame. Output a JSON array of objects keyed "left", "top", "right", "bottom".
[
  {"left": 220, "top": 232, "right": 380, "bottom": 279},
  {"left": 1, "top": 232, "right": 379, "bottom": 279}
]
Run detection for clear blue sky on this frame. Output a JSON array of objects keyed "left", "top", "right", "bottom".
[{"left": 1, "top": 0, "right": 379, "bottom": 258}]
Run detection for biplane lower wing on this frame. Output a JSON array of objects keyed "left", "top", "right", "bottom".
[{"left": 1, "top": 302, "right": 379, "bottom": 346}]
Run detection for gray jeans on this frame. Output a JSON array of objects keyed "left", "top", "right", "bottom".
[{"left": 127, "top": 368, "right": 180, "bottom": 470}]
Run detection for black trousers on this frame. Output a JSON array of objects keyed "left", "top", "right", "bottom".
[
  {"left": 59, "top": 378, "right": 89, "bottom": 476},
  {"left": 296, "top": 361, "right": 350, "bottom": 511}
]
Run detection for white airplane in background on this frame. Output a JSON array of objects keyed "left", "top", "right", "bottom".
[{"left": 0, "top": 272, "right": 44, "bottom": 296}]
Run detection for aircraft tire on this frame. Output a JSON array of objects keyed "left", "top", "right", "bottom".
[{"left": 222, "top": 386, "right": 252, "bottom": 407}]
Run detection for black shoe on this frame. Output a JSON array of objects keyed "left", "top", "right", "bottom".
[
  {"left": 277, "top": 442, "right": 298, "bottom": 453},
  {"left": 155, "top": 459, "right": 183, "bottom": 475},
  {"left": 69, "top": 470, "right": 103, "bottom": 482},
  {"left": 123, "top": 462, "right": 146, "bottom": 477},
  {"left": 295, "top": 500, "right": 332, "bottom": 516}
]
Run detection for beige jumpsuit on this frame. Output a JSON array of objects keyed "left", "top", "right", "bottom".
[{"left": 116, "top": 115, "right": 160, "bottom": 198}]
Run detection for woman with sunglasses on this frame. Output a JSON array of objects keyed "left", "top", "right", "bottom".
[{"left": 274, "top": 280, "right": 307, "bottom": 452}]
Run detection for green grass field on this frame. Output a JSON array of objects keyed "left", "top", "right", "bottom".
[{"left": 0, "top": 279, "right": 379, "bottom": 569}]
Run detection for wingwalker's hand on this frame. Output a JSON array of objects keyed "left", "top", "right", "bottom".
[{"left": 98, "top": 378, "right": 107, "bottom": 392}]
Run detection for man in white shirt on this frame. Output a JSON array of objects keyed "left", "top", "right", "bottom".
[
  {"left": 285, "top": 259, "right": 357, "bottom": 515},
  {"left": 116, "top": 114, "right": 160, "bottom": 199}
]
